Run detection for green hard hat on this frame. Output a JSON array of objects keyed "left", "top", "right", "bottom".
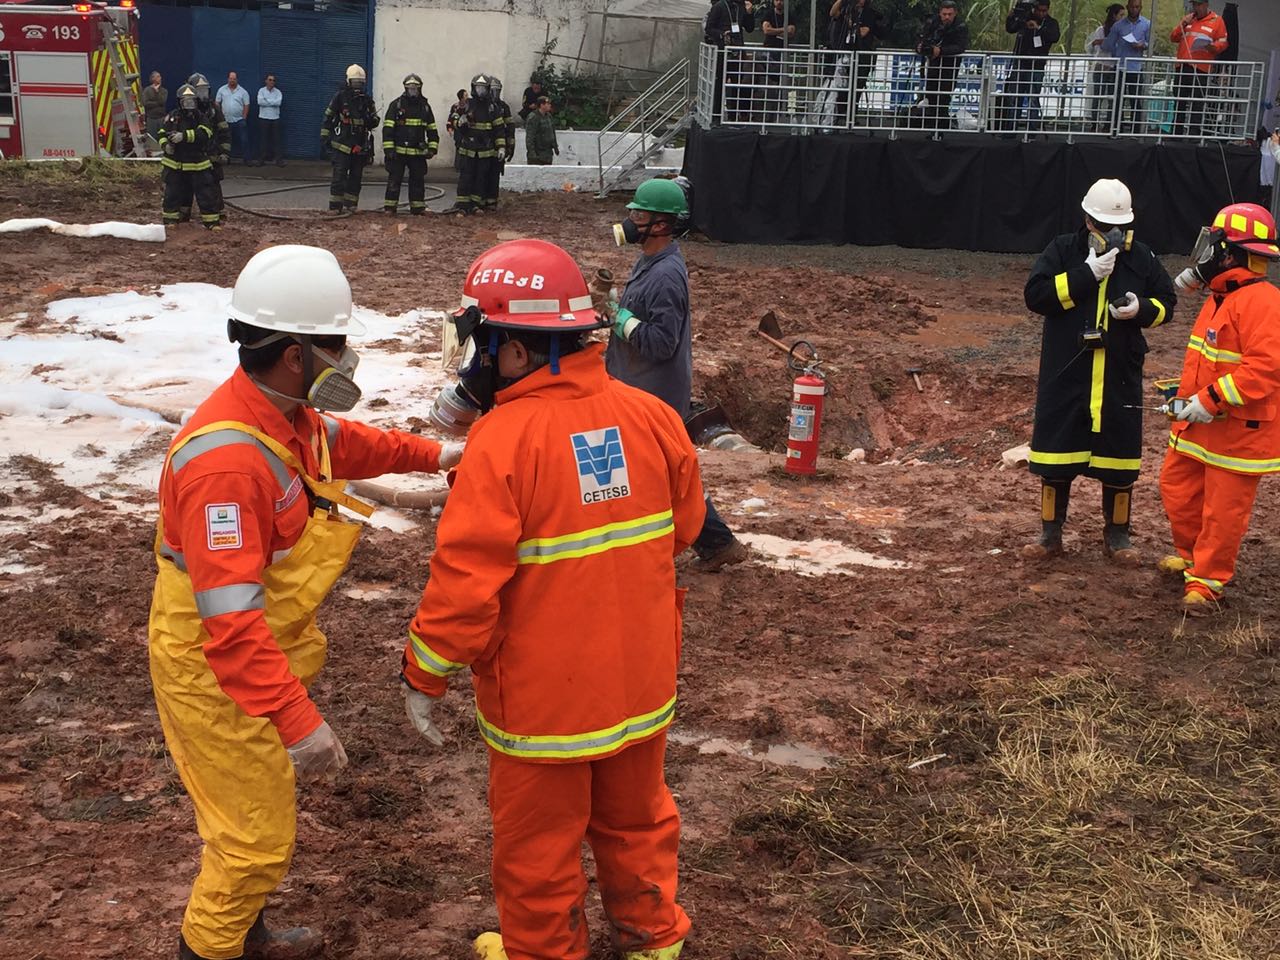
[{"left": 626, "top": 178, "right": 688, "bottom": 215}]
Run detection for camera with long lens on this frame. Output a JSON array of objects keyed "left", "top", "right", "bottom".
[
  {"left": 917, "top": 26, "right": 944, "bottom": 59},
  {"left": 1009, "top": 0, "right": 1035, "bottom": 27}
]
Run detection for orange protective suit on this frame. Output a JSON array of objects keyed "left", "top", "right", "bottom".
[
  {"left": 1161, "top": 267, "right": 1280, "bottom": 600},
  {"left": 1170, "top": 10, "right": 1228, "bottom": 70},
  {"left": 151, "top": 367, "right": 441, "bottom": 959},
  {"left": 402, "top": 344, "right": 705, "bottom": 960}
]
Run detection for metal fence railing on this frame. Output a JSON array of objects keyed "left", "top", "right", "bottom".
[{"left": 700, "top": 42, "right": 1264, "bottom": 143}]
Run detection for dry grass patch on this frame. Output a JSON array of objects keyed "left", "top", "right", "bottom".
[{"left": 736, "top": 674, "right": 1280, "bottom": 959}]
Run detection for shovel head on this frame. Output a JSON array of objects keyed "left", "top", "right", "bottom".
[{"left": 758, "top": 309, "right": 784, "bottom": 340}]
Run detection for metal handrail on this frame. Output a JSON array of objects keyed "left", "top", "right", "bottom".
[
  {"left": 597, "top": 57, "right": 691, "bottom": 196},
  {"left": 700, "top": 41, "right": 1264, "bottom": 144}
]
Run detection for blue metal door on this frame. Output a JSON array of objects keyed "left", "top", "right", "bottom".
[{"left": 261, "top": 7, "right": 371, "bottom": 160}]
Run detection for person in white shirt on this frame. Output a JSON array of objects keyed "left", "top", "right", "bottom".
[
  {"left": 1089, "top": 4, "right": 1124, "bottom": 131},
  {"left": 215, "top": 72, "right": 252, "bottom": 162},
  {"left": 254, "top": 74, "right": 284, "bottom": 166}
]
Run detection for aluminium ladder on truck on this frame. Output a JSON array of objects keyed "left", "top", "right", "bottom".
[{"left": 95, "top": 12, "right": 145, "bottom": 157}]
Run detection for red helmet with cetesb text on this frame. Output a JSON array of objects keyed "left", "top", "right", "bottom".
[
  {"left": 457, "top": 239, "right": 604, "bottom": 332},
  {"left": 1213, "top": 202, "right": 1280, "bottom": 259}
]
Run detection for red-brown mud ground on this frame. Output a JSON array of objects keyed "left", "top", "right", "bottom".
[{"left": 1, "top": 169, "right": 1277, "bottom": 959}]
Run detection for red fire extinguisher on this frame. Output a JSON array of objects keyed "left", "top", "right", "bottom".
[{"left": 785, "top": 341, "right": 826, "bottom": 476}]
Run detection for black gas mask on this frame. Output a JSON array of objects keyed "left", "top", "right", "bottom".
[
  {"left": 441, "top": 305, "right": 511, "bottom": 415},
  {"left": 1087, "top": 221, "right": 1135, "bottom": 256},
  {"left": 1174, "top": 226, "right": 1232, "bottom": 292},
  {"left": 612, "top": 214, "right": 665, "bottom": 246}
]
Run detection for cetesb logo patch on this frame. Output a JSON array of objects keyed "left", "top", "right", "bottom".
[
  {"left": 205, "top": 503, "right": 243, "bottom": 550},
  {"left": 571, "top": 427, "right": 631, "bottom": 504}
]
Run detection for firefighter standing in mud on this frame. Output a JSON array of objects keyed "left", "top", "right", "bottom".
[
  {"left": 321, "top": 65, "right": 379, "bottom": 213},
  {"left": 186, "top": 73, "right": 229, "bottom": 222},
  {"left": 158, "top": 84, "right": 223, "bottom": 229},
  {"left": 1022, "top": 178, "right": 1177, "bottom": 563},
  {"left": 444, "top": 74, "right": 503, "bottom": 216},
  {"left": 401, "top": 239, "right": 703, "bottom": 960},
  {"left": 149, "top": 244, "right": 462, "bottom": 960},
  {"left": 486, "top": 77, "right": 515, "bottom": 211},
  {"left": 1159, "top": 202, "right": 1280, "bottom": 615},
  {"left": 381, "top": 73, "right": 439, "bottom": 215}
]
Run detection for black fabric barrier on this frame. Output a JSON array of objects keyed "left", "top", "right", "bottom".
[{"left": 683, "top": 122, "right": 1259, "bottom": 255}]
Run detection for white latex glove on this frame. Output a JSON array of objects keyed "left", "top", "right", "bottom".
[
  {"left": 1174, "top": 266, "right": 1204, "bottom": 294},
  {"left": 439, "top": 441, "right": 465, "bottom": 470},
  {"left": 1086, "top": 246, "right": 1119, "bottom": 281},
  {"left": 403, "top": 686, "right": 445, "bottom": 746},
  {"left": 1177, "top": 395, "right": 1214, "bottom": 424},
  {"left": 1108, "top": 290, "right": 1141, "bottom": 321},
  {"left": 285, "top": 720, "right": 348, "bottom": 782},
  {"left": 169, "top": 130, "right": 185, "bottom": 144}
]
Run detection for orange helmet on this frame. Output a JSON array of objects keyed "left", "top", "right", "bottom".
[
  {"left": 1212, "top": 202, "right": 1280, "bottom": 259},
  {"left": 457, "top": 239, "right": 604, "bottom": 332}
]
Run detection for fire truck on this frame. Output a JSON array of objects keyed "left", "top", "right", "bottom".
[{"left": 0, "top": 0, "right": 145, "bottom": 160}]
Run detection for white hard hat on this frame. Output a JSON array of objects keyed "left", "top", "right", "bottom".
[
  {"left": 228, "top": 245, "right": 365, "bottom": 336},
  {"left": 346, "top": 64, "right": 366, "bottom": 82},
  {"left": 1081, "top": 178, "right": 1134, "bottom": 225}
]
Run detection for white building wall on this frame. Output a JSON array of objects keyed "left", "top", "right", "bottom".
[{"left": 372, "top": 0, "right": 695, "bottom": 165}]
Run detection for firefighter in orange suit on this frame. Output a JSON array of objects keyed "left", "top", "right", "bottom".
[
  {"left": 400, "top": 238, "right": 705, "bottom": 960},
  {"left": 149, "top": 244, "right": 462, "bottom": 960},
  {"left": 1160, "top": 202, "right": 1280, "bottom": 615}
]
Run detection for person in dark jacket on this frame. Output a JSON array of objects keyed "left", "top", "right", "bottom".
[
  {"left": 158, "top": 84, "right": 222, "bottom": 229},
  {"left": 607, "top": 178, "right": 749, "bottom": 572},
  {"left": 444, "top": 74, "right": 503, "bottom": 216},
  {"left": 446, "top": 89, "right": 468, "bottom": 171},
  {"left": 999, "top": 1, "right": 1061, "bottom": 135},
  {"left": 705, "top": 0, "right": 756, "bottom": 121},
  {"left": 382, "top": 74, "right": 439, "bottom": 215},
  {"left": 828, "top": 0, "right": 884, "bottom": 118},
  {"left": 320, "top": 64, "right": 379, "bottom": 212},
  {"left": 518, "top": 78, "right": 544, "bottom": 121},
  {"left": 916, "top": 0, "right": 969, "bottom": 135},
  {"left": 186, "top": 73, "right": 229, "bottom": 220},
  {"left": 1022, "top": 179, "right": 1177, "bottom": 563},
  {"left": 141, "top": 72, "right": 168, "bottom": 142},
  {"left": 524, "top": 97, "right": 559, "bottom": 164},
  {"left": 486, "top": 78, "right": 515, "bottom": 211}
]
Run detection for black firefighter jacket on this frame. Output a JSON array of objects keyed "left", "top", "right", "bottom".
[
  {"left": 321, "top": 88, "right": 380, "bottom": 156},
  {"left": 917, "top": 15, "right": 969, "bottom": 68},
  {"left": 1024, "top": 230, "right": 1177, "bottom": 485}
]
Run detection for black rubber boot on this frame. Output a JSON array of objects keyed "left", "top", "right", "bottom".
[
  {"left": 1102, "top": 484, "right": 1140, "bottom": 566},
  {"left": 243, "top": 911, "right": 323, "bottom": 960},
  {"left": 1022, "top": 479, "right": 1069, "bottom": 559},
  {"left": 178, "top": 935, "right": 219, "bottom": 960}
]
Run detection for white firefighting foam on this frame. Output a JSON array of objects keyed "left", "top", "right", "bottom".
[{"left": 0, "top": 284, "right": 454, "bottom": 540}]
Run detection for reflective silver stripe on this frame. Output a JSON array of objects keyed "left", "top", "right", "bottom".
[
  {"left": 508, "top": 299, "right": 560, "bottom": 314},
  {"left": 170, "top": 430, "right": 293, "bottom": 493},
  {"left": 408, "top": 631, "right": 467, "bottom": 677},
  {"left": 194, "top": 583, "right": 266, "bottom": 619},
  {"left": 321, "top": 415, "right": 340, "bottom": 448},
  {"left": 516, "top": 514, "right": 674, "bottom": 564},
  {"left": 158, "top": 541, "right": 187, "bottom": 572},
  {"left": 476, "top": 698, "right": 677, "bottom": 758}
]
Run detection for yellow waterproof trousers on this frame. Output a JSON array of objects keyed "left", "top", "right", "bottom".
[{"left": 149, "top": 423, "right": 368, "bottom": 959}]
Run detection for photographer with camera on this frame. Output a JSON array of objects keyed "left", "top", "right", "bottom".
[
  {"left": 705, "top": 0, "right": 756, "bottom": 121},
  {"left": 1021, "top": 179, "right": 1176, "bottom": 564},
  {"left": 828, "top": 0, "right": 884, "bottom": 119},
  {"left": 915, "top": 0, "right": 970, "bottom": 137},
  {"left": 998, "top": 1, "right": 1059, "bottom": 136}
]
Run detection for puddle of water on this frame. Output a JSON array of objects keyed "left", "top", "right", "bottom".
[
  {"left": 740, "top": 532, "right": 911, "bottom": 576},
  {"left": 669, "top": 730, "right": 835, "bottom": 770}
]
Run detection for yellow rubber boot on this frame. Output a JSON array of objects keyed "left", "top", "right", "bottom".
[
  {"left": 473, "top": 932, "right": 508, "bottom": 960},
  {"left": 624, "top": 940, "right": 685, "bottom": 960},
  {"left": 1182, "top": 590, "right": 1219, "bottom": 617},
  {"left": 1158, "top": 555, "right": 1192, "bottom": 575}
]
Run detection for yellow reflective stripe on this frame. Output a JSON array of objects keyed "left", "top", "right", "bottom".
[
  {"left": 1055, "top": 272, "right": 1075, "bottom": 310},
  {"left": 1150, "top": 298, "right": 1167, "bottom": 327},
  {"left": 517, "top": 511, "right": 675, "bottom": 565},
  {"left": 1089, "top": 455, "right": 1141, "bottom": 471},
  {"left": 1218, "top": 374, "right": 1244, "bottom": 406},
  {"left": 1089, "top": 277, "right": 1110, "bottom": 433},
  {"left": 1188, "top": 336, "right": 1243, "bottom": 364},
  {"left": 1028, "top": 450, "right": 1139, "bottom": 471},
  {"left": 1184, "top": 572, "right": 1225, "bottom": 592},
  {"left": 408, "top": 630, "right": 467, "bottom": 677},
  {"left": 1029, "top": 449, "right": 1090, "bottom": 465},
  {"left": 476, "top": 695, "right": 677, "bottom": 760},
  {"left": 1231, "top": 213, "right": 1249, "bottom": 234},
  {"left": 1168, "top": 433, "right": 1280, "bottom": 473}
]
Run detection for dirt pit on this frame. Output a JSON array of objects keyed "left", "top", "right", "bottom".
[{"left": 2, "top": 168, "right": 1279, "bottom": 960}]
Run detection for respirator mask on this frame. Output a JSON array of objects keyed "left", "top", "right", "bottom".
[
  {"left": 612, "top": 214, "right": 661, "bottom": 247},
  {"left": 231, "top": 322, "right": 363, "bottom": 413},
  {"left": 1175, "top": 226, "right": 1230, "bottom": 293},
  {"left": 1087, "top": 221, "right": 1134, "bottom": 256},
  {"left": 430, "top": 306, "right": 507, "bottom": 433}
]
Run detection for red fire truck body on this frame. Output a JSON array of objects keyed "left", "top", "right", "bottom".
[{"left": 0, "top": 1, "right": 142, "bottom": 159}]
